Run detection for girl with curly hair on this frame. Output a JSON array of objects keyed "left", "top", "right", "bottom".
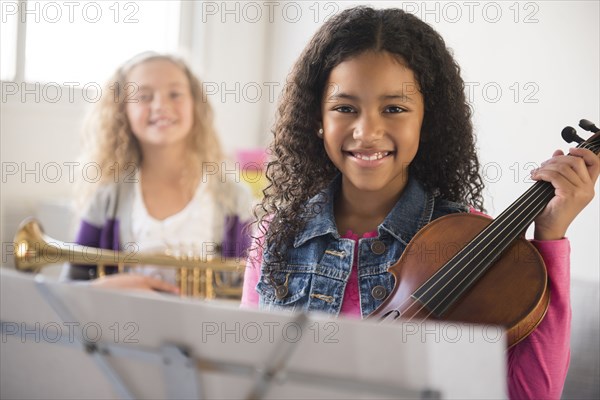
[
  {"left": 242, "top": 6, "right": 599, "bottom": 399},
  {"left": 63, "top": 52, "right": 253, "bottom": 293}
]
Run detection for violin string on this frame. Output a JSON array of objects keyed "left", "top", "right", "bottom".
[
  {"left": 387, "top": 177, "right": 552, "bottom": 323},
  {"left": 398, "top": 177, "right": 547, "bottom": 321},
  {"left": 419, "top": 140, "right": 600, "bottom": 305},
  {"left": 406, "top": 139, "right": 600, "bottom": 321},
  {"left": 417, "top": 183, "right": 554, "bottom": 321},
  {"left": 380, "top": 181, "right": 550, "bottom": 322},
  {"left": 428, "top": 143, "right": 600, "bottom": 316},
  {"left": 424, "top": 140, "right": 600, "bottom": 312},
  {"left": 381, "top": 139, "right": 599, "bottom": 324},
  {"left": 414, "top": 139, "right": 599, "bottom": 316}
]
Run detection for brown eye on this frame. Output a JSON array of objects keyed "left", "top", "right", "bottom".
[
  {"left": 385, "top": 106, "right": 404, "bottom": 113},
  {"left": 334, "top": 106, "right": 354, "bottom": 113}
]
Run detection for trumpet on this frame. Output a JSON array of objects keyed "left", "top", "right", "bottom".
[{"left": 13, "top": 218, "right": 245, "bottom": 299}]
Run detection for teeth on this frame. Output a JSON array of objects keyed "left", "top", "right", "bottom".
[
  {"left": 151, "top": 118, "right": 174, "bottom": 126},
  {"left": 353, "top": 152, "right": 389, "bottom": 161}
]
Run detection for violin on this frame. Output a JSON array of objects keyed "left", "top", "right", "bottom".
[{"left": 369, "top": 120, "right": 600, "bottom": 347}]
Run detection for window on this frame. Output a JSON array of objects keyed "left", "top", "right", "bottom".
[{"left": 1, "top": 0, "right": 182, "bottom": 83}]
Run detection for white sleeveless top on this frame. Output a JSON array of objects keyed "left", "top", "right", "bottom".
[{"left": 129, "top": 174, "right": 217, "bottom": 284}]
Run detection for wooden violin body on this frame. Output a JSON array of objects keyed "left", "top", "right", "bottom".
[
  {"left": 369, "top": 213, "right": 549, "bottom": 348},
  {"left": 370, "top": 125, "right": 598, "bottom": 348}
]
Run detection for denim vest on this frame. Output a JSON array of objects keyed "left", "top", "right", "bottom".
[{"left": 256, "top": 176, "right": 468, "bottom": 319}]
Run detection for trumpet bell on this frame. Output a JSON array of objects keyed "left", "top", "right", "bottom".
[{"left": 14, "top": 218, "right": 56, "bottom": 273}]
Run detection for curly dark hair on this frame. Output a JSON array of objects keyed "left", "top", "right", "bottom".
[{"left": 254, "top": 6, "right": 485, "bottom": 262}]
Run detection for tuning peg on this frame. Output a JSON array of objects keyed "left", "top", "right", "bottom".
[
  {"left": 561, "top": 126, "right": 585, "bottom": 144},
  {"left": 579, "top": 119, "right": 600, "bottom": 133}
]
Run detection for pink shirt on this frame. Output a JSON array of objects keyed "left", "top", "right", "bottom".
[
  {"left": 241, "top": 213, "right": 571, "bottom": 400},
  {"left": 338, "top": 230, "right": 378, "bottom": 318}
]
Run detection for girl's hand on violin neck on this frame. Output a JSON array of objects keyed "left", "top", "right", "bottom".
[{"left": 531, "top": 147, "right": 600, "bottom": 240}]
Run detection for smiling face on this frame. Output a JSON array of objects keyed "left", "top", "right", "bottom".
[
  {"left": 321, "top": 51, "right": 425, "bottom": 201},
  {"left": 125, "top": 59, "right": 194, "bottom": 151}
]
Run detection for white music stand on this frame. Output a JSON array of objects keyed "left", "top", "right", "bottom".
[{"left": 0, "top": 268, "right": 507, "bottom": 399}]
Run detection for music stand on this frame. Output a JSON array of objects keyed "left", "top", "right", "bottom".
[{"left": 1, "top": 268, "right": 507, "bottom": 399}]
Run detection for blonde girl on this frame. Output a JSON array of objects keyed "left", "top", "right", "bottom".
[{"left": 65, "top": 52, "right": 253, "bottom": 292}]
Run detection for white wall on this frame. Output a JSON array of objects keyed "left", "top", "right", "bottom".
[
  {"left": 1, "top": 86, "right": 87, "bottom": 258},
  {"left": 189, "top": 1, "right": 270, "bottom": 151},
  {"left": 2, "top": 1, "right": 598, "bottom": 280}
]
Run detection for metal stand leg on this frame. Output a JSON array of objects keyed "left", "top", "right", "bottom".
[
  {"left": 161, "top": 344, "right": 202, "bottom": 400},
  {"left": 245, "top": 313, "right": 309, "bottom": 400},
  {"left": 33, "top": 275, "right": 136, "bottom": 400}
]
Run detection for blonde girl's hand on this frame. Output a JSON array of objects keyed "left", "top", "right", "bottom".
[
  {"left": 90, "top": 274, "right": 180, "bottom": 295},
  {"left": 531, "top": 147, "right": 600, "bottom": 240}
]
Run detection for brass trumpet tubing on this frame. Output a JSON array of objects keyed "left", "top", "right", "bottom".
[
  {"left": 15, "top": 218, "right": 244, "bottom": 272},
  {"left": 192, "top": 268, "right": 201, "bottom": 298},
  {"left": 179, "top": 269, "right": 189, "bottom": 297},
  {"left": 206, "top": 269, "right": 214, "bottom": 299},
  {"left": 13, "top": 218, "right": 245, "bottom": 299}
]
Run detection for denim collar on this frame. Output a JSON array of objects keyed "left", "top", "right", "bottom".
[{"left": 294, "top": 174, "right": 435, "bottom": 248}]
